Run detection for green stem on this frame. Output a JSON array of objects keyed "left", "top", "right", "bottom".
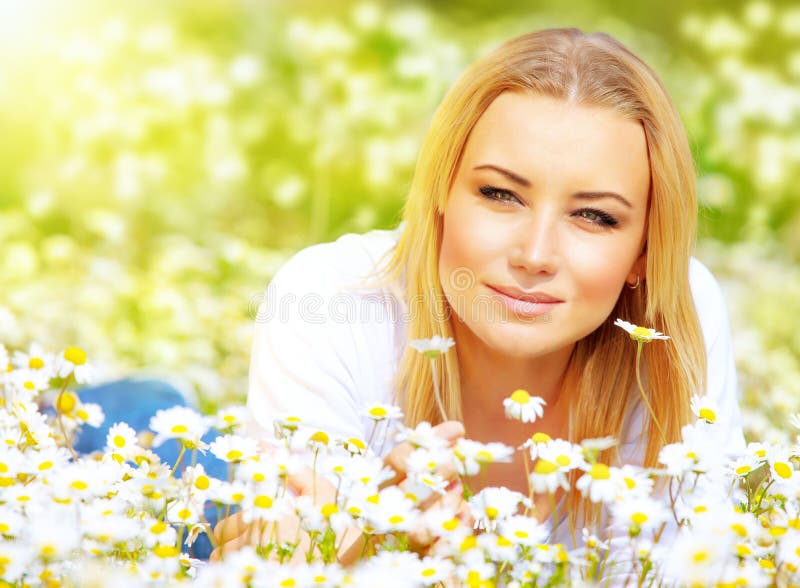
[{"left": 634, "top": 342, "right": 666, "bottom": 445}]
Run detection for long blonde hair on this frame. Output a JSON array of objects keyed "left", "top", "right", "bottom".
[{"left": 371, "top": 28, "right": 704, "bottom": 519}]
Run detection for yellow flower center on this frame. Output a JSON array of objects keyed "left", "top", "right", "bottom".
[
  {"left": 442, "top": 517, "right": 459, "bottom": 531},
  {"left": 515, "top": 530, "right": 529, "bottom": 539},
  {"left": 178, "top": 508, "right": 192, "bottom": 520},
  {"left": 624, "top": 477, "right": 636, "bottom": 489},
  {"left": 534, "top": 459, "right": 558, "bottom": 475},
  {"left": 531, "top": 432, "right": 551, "bottom": 444},
  {"left": 153, "top": 545, "right": 179, "bottom": 558},
  {"left": 347, "top": 438, "right": 366, "bottom": 451},
  {"left": 70, "top": 480, "right": 88, "bottom": 491},
  {"left": 631, "top": 326, "right": 653, "bottom": 339},
  {"left": 171, "top": 424, "right": 189, "bottom": 434},
  {"left": 698, "top": 408, "right": 716, "bottom": 422},
  {"left": 510, "top": 389, "right": 530, "bottom": 404},
  {"left": 195, "top": 475, "right": 210, "bottom": 490},
  {"left": 476, "top": 450, "right": 494, "bottom": 463},
  {"left": 485, "top": 507, "right": 499, "bottom": 519},
  {"left": 309, "top": 431, "right": 329, "bottom": 445},
  {"left": 589, "top": 464, "right": 611, "bottom": 480},
  {"left": 254, "top": 495, "right": 273, "bottom": 509},
  {"left": 151, "top": 522, "right": 168, "bottom": 534},
  {"left": 38, "top": 461, "right": 53, "bottom": 471},
  {"left": 226, "top": 450, "right": 243, "bottom": 461},
  {"left": 555, "top": 455, "right": 571, "bottom": 467},
  {"left": 56, "top": 391, "right": 78, "bottom": 414},
  {"left": 631, "top": 512, "right": 648, "bottom": 525},
  {"left": 735, "top": 465, "right": 752, "bottom": 475},
  {"left": 774, "top": 462, "right": 792, "bottom": 479},
  {"left": 421, "top": 569, "right": 436, "bottom": 578},
  {"left": 29, "top": 357, "right": 45, "bottom": 369},
  {"left": 388, "top": 515, "right": 404, "bottom": 525},
  {"left": 113, "top": 435, "right": 127, "bottom": 448},
  {"left": 369, "top": 407, "right": 388, "bottom": 418},
  {"left": 63, "top": 347, "right": 87, "bottom": 366},
  {"left": 321, "top": 503, "right": 338, "bottom": 517}
]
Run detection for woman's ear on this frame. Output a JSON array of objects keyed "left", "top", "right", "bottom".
[{"left": 627, "top": 247, "right": 647, "bottom": 287}]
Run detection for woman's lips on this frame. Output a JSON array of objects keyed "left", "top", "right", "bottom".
[{"left": 486, "top": 285, "right": 563, "bottom": 318}]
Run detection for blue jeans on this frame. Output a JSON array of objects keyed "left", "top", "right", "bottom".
[{"left": 75, "top": 378, "right": 229, "bottom": 560}]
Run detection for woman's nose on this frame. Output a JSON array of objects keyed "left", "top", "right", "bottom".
[{"left": 509, "top": 210, "right": 559, "bottom": 275}]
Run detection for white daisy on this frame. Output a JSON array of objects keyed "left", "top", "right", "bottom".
[
  {"left": 212, "top": 404, "right": 248, "bottom": 433},
  {"left": 149, "top": 406, "right": 211, "bottom": 450},
  {"left": 575, "top": 463, "right": 618, "bottom": 504},
  {"left": 409, "top": 335, "right": 455, "bottom": 358},
  {"left": 11, "top": 343, "right": 56, "bottom": 378},
  {"left": 453, "top": 439, "right": 514, "bottom": 476},
  {"left": 208, "top": 434, "right": 258, "bottom": 463},
  {"left": 529, "top": 459, "right": 570, "bottom": 494},
  {"left": 362, "top": 402, "right": 403, "bottom": 422},
  {"left": 55, "top": 346, "right": 97, "bottom": 384},
  {"left": 502, "top": 389, "right": 546, "bottom": 423},
  {"left": 614, "top": 318, "right": 670, "bottom": 343},
  {"left": 690, "top": 394, "right": 720, "bottom": 424}
]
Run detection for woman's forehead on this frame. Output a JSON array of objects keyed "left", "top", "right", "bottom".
[{"left": 459, "top": 92, "right": 650, "bottom": 204}]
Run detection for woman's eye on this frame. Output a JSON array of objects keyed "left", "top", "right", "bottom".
[
  {"left": 479, "top": 185, "right": 520, "bottom": 204},
  {"left": 574, "top": 208, "right": 619, "bottom": 227}
]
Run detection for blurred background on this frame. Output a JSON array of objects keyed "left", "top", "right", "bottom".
[{"left": 0, "top": 0, "right": 798, "bottom": 440}]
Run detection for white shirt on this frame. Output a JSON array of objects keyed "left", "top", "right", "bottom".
[{"left": 247, "top": 224, "right": 745, "bottom": 459}]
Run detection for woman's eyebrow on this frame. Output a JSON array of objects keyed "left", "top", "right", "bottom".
[
  {"left": 574, "top": 191, "right": 633, "bottom": 208},
  {"left": 473, "top": 164, "right": 531, "bottom": 188}
]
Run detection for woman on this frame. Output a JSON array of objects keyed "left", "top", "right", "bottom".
[{"left": 220, "top": 27, "right": 744, "bottom": 557}]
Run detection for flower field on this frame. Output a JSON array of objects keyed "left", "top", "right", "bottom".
[{"left": 1, "top": 0, "right": 800, "bottom": 585}]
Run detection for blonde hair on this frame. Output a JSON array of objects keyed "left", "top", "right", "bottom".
[{"left": 370, "top": 28, "right": 704, "bottom": 524}]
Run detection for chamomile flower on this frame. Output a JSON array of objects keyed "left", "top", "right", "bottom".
[
  {"left": 365, "top": 486, "right": 417, "bottom": 533},
  {"left": 104, "top": 421, "right": 140, "bottom": 461},
  {"left": 409, "top": 335, "right": 455, "bottom": 358},
  {"left": 611, "top": 464, "right": 654, "bottom": 498},
  {"left": 529, "top": 459, "right": 570, "bottom": 494},
  {"left": 56, "top": 346, "right": 97, "bottom": 384},
  {"left": 469, "top": 487, "right": 530, "bottom": 531},
  {"left": 499, "top": 515, "right": 549, "bottom": 548},
  {"left": 610, "top": 496, "right": 670, "bottom": 537},
  {"left": 538, "top": 439, "right": 587, "bottom": 473},
  {"left": 212, "top": 404, "right": 248, "bottom": 433},
  {"left": 576, "top": 463, "right": 618, "bottom": 504},
  {"left": 503, "top": 389, "right": 546, "bottom": 423},
  {"left": 614, "top": 318, "right": 670, "bottom": 343},
  {"left": 149, "top": 406, "right": 211, "bottom": 450},
  {"left": 362, "top": 402, "right": 403, "bottom": 422},
  {"left": 395, "top": 421, "right": 449, "bottom": 450},
  {"left": 520, "top": 432, "right": 553, "bottom": 460},
  {"left": 729, "top": 454, "right": 763, "bottom": 478},
  {"left": 453, "top": 439, "right": 514, "bottom": 476},
  {"left": 415, "top": 556, "right": 455, "bottom": 585},
  {"left": 241, "top": 491, "right": 288, "bottom": 524},
  {"left": 690, "top": 394, "right": 720, "bottom": 424},
  {"left": 12, "top": 343, "right": 55, "bottom": 377},
  {"left": 208, "top": 434, "right": 258, "bottom": 463}
]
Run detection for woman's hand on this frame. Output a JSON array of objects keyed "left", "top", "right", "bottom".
[{"left": 211, "top": 420, "right": 469, "bottom": 563}]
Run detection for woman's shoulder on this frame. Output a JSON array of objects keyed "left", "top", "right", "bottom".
[
  {"left": 271, "top": 223, "right": 404, "bottom": 294},
  {"left": 688, "top": 256, "right": 730, "bottom": 350}
]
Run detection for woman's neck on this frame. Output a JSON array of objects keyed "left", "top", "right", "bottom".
[{"left": 452, "top": 319, "right": 574, "bottom": 416}]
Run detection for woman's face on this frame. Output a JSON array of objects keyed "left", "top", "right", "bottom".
[{"left": 439, "top": 91, "right": 650, "bottom": 360}]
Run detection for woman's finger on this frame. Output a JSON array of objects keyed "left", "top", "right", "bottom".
[
  {"left": 212, "top": 510, "right": 248, "bottom": 544},
  {"left": 382, "top": 420, "right": 465, "bottom": 488}
]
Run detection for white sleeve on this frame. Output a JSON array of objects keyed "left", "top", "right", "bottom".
[
  {"left": 246, "top": 245, "right": 368, "bottom": 444},
  {"left": 689, "top": 258, "right": 746, "bottom": 455}
]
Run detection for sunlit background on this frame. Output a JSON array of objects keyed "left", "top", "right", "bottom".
[{"left": 0, "top": 0, "right": 798, "bottom": 441}]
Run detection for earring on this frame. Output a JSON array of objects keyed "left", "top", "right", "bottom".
[{"left": 627, "top": 275, "right": 641, "bottom": 290}]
